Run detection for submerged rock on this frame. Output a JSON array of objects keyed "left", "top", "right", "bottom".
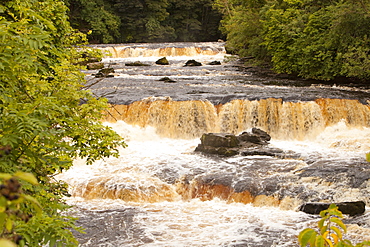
[
  {"left": 125, "top": 61, "right": 150, "bottom": 66},
  {"left": 208, "top": 61, "right": 221, "bottom": 65},
  {"left": 299, "top": 201, "right": 366, "bottom": 216}
]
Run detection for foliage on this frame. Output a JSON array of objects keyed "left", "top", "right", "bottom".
[
  {"left": 0, "top": 0, "right": 126, "bottom": 245},
  {"left": 0, "top": 172, "right": 40, "bottom": 245},
  {"left": 213, "top": 0, "right": 268, "bottom": 61},
  {"left": 65, "top": 0, "right": 222, "bottom": 43},
  {"left": 216, "top": 0, "right": 370, "bottom": 80},
  {"left": 262, "top": 0, "right": 370, "bottom": 80},
  {"left": 298, "top": 204, "right": 370, "bottom": 247},
  {"left": 64, "top": 0, "right": 121, "bottom": 43}
]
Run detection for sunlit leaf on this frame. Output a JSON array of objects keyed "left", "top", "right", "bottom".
[
  {"left": 298, "top": 228, "right": 317, "bottom": 246},
  {"left": 14, "top": 171, "right": 38, "bottom": 185},
  {"left": 330, "top": 226, "right": 343, "bottom": 240},
  {"left": 330, "top": 217, "right": 347, "bottom": 233},
  {"left": 0, "top": 239, "right": 17, "bottom": 247}
]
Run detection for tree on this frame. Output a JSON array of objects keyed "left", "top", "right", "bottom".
[
  {"left": 216, "top": 0, "right": 370, "bottom": 80},
  {"left": 166, "top": 0, "right": 223, "bottom": 42},
  {"left": 64, "top": 0, "right": 121, "bottom": 43},
  {"left": 0, "top": 0, "right": 125, "bottom": 245},
  {"left": 213, "top": 0, "right": 268, "bottom": 61}
]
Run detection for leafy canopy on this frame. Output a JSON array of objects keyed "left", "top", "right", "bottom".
[{"left": 0, "top": 0, "right": 125, "bottom": 245}]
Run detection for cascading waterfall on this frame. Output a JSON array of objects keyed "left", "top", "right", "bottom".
[
  {"left": 59, "top": 42, "right": 370, "bottom": 246},
  {"left": 104, "top": 98, "right": 370, "bottom": 140}
]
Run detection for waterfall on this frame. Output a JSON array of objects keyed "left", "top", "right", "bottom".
[
  {"left": 90, "top": 42, "right": 226, "bottom": 59},
  {"left": 103, "top": 98, "right": 370, "bottom": 140},
  {"left": 59, "top": 42, "right": 370, "bottom": 246}
]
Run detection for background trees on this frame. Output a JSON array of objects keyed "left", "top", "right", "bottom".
[
  {"left": 216, "top": 0, "right": 370, "bottom": 80},
  {"left": 65, "top": 0, "right": 223, "bottom": 43},
  {"left": 0, "top": 0, "right": 125, "bottom": 245}
]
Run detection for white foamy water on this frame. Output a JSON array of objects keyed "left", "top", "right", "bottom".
[{"left": 58, "top": 121, "right": 370, "bottom": 246}]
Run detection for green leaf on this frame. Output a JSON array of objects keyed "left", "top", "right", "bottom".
[
  {"left": 5, "top": 217, "right": 13, "bottom": 232},
  {"left": 0, "top": 239, "right": 17, "bottom": 247},
  {"left": 318, "top": 218, "right": 326, "bottom": 229},
  {"left": 366, "top": 153, "right": 370, "bottom": 162},
  {"left": 330, "top": 217, "right": 347, "bottom": 233},
  {"left": 14, "top": 171, "right": 38, "bottom": 185},
  {"left": 0, "top": 173, "right": 12, "bottom": 180},
  {"left": 298, "top": 228, "right": 317, "bottom": 246},
  {"left": 330, "top": 226, "right": 343, "bottom": 239},
  {"left": 315, "top": 235, "right": 326, "bottom": 247},
  {"left": 22, "top": 194, "right": 42, "bottom": 214},
  {"left": 320, "top": 225, "right": 328, "bottom": 235}
]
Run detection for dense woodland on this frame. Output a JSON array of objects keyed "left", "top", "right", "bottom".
[
  {"left": 65, "top": 0, "right": 370, "bottom": 81},
  {"left": 63, "top": 0, "right": 223, "bottom": 43}
]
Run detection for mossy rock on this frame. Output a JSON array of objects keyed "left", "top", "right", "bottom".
[
  {"left": 87, "top": 62, "right": 104, "bottom": 70},
  {"left": 156, "top": 57, "right": 169, "bottom": 65}
]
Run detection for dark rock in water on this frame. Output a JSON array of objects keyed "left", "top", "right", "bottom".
[
  {"left": 238, "top": 128, "right": 271, "bottom": 145},
  {"left": 201, "top": 133, "right": 240, "bottom": 148},
  {"left": 87, "top": 62, "right": 104, "bottom": 70},
  {"left": 241, "top": 147, "right": 283, "bottom": 157},
  {"left": 95, "top": 67, "right": 115, "bottom": 78},
  {"left": 195, "top": 133, "right": 239, "bottom": 156},
  {"left": 125, "top": 61, "right": 150, "bottom": 66},
  {"left": 158, "top": 77, "right": 176, "bottom": 83},
  {"left": 208, "top": 61, "right": 221, "bottom": 65},
  {"left": 299, "top": 201, "right": 366, "bottom": 216},
  {"left": 155, "top": 57, "right": 169, "bottom": 65},
  {"left": 184, "top": 60, "right": 202, "bottom": 66},
  {"left": 194, "top": 128, "right": 289, "bottom": 157}
]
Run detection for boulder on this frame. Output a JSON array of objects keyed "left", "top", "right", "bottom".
[
  {"left": 299, "top": 201, "right": 366, "bottom": 216},
  {"left": 238, "top": 128, "right": 271, "bottom": 145},
  {"left": 195, "top": 128, "right": 281, "bottom": 157},
  {"left": 156, "top": 57, "right": 169, "bottom": 65},
  {"left": 200, "top": 133, "right": 239, "bottom": 148},
  {"left": 208, "top": 61, "right": 221, "bottom": 65},
  {"left": 95, "top": 67, "right": 115, "bottom": 78},
  {"left": 87, "top": 62, "right": 104, "bottom": 70},
  {"left": 158, "top": 77, "right": 176, "bottom": 83},
  {"left": 184, "top": 60, "right": 202, "bottom": 66}
]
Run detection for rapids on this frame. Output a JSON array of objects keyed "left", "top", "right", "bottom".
[{"left": 58, "top": 42, "right": 370, "bottom": 246}]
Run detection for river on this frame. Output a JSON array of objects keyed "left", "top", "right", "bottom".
[{"left": 57, "top": 42, "right": 370, "bottom": 246}]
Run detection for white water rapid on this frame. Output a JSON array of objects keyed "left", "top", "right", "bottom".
[{"left": 58, "top": 42, "right": 370, "bottom": 246}]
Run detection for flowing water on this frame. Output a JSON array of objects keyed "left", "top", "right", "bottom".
[{"left": 58, "top": 42, "right": 370, "bottom": 246}]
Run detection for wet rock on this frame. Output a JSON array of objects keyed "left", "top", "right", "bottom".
[
  {"left": 158, "top": 77, "right": 176, "bottom": 83},
  {"left": 125, "top": 61, "right": 150, "bottom": 66},
  {"left": 200, "top": 133, "right": 240, "bottom": 148},
  {"left": 87, "top": 62, "right": 104, "bottom": 70},
  {"left": 195, "top": 133, "right": 239, "bottom": 156},
  {"left": 240, "top": 147, "right": 284, "bottom": 157},
  {"left": 195, "top": 129, "right": 296, "bottom": 158},
  {"left": 195, "top": 128, "right": 278, "bottom": 157},
  {"left": 238, "top": 128, "right": 271, "bottom": 145},
  {"left": 156, "top": 57, "right": 169, "bottom": 65},
  {"left": 208, "top": 61, "right": 221, "bottom": 65},
  {"left": 95, "top": 67, "right": 115, "bottom": 78},
  {"left": 299, "top": 201, "right": 366, "bottom": 216},
  {"left": 184, "top": 60, "right": 202, "bottom": 66}
]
